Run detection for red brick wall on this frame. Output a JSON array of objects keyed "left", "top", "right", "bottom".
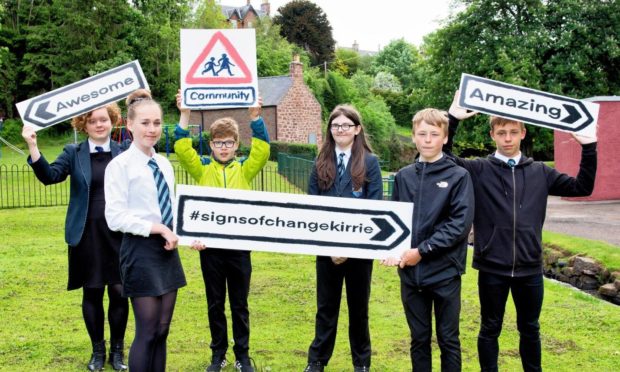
[
  {"left": 276, "top": 61, "right": 323, "bottom": 147},
  {"left": 554, "top": 99, "right": 620, "bottom": 201}
]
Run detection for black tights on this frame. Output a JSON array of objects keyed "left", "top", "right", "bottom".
[
  {"left": 82, "top": 284, "right": 128, "bottom": 343},
  {"left": 129, "top": 291, "right": 178, "bottom": 372}
]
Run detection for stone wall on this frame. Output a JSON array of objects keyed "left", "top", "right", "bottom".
[{"left": 544, "top": 246, "right": 620, "bottom": 305}]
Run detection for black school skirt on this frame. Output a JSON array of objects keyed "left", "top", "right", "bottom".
[{"left": 119, "top": 234, "right": 186, "bottom": 297}]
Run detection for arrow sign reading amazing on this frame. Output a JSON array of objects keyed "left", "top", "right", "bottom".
[
  {"left": 458, "top": 73, "right": 599, "bottom": 138},
  {"left": 175, "top": 185, "right": 413, "bottom": 260},
  {"left": 17, "top": 60, "right": 149, "bottom": 131}
]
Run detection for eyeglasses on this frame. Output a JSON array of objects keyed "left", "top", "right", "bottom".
[
  {"left": 330, "top": 123, "right": 358, "bottom": 131},
  {"left": 211, "top": 140, "right": 236, "bottom": 148}
]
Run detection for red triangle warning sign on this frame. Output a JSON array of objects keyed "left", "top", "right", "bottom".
[{"left": 185, "top": 31, "right": 253, "bottom": 84}]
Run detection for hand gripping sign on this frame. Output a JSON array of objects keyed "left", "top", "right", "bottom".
[
  {"left": 175, "top": 185, "right": 413, "bottom": 260},
  {"left": 458, "top": 73, "right": 599, "bottom": 138},
  {"left": 17, "top": 60, "right": 149, "bottom": 131},
  {"left": 180, "top": 29, "right": 258, "bottom": 110}
]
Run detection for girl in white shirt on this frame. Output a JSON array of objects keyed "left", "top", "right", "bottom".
[{"left": 105, "top": 89, "right": 186, "bottom": 372}]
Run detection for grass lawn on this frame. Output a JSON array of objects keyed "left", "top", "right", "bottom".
[
  {"left": 1, "top": 207, "right": 619, "bottom": 371},
  {"left": 543, "top": 231, "right": 620, "bottom": 271}
]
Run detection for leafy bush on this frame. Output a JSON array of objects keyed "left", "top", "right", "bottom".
[
  {"left": 0, "top": 118, "right": 23, "bottom": 143},
  {"left": 269, "top": 141, "right": 317, "bottom": 161}
]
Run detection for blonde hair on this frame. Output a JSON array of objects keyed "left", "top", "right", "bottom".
[
  {"left": 71, "top": 103, "right": 121, "bottom": 133},
  {"left": 210, "top": 117, "right": 239, "bottom": 141},
  {"left": 489, "top": 116, "right": 525, "bottom": 131},
  {"left": 412, "top": 108, "right": 448, "bottom": 137},
  {"left": 126, "top": 89, "right": 161, "bottom": 120}
]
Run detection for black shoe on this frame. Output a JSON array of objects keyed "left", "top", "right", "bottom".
[
  {"left": 304, "top": 361, "right": 324, "bottom": 372},
  {"left": 234, "top": 357, "right": 255, "bottom": 372},
  {"left": 87, "top": 340, "right": 106, "bottom": 371},
  {"left": 353, "top": 366, "right": 370, "bottom": 372},
  {"left": 109, "top": 339, "right": 128, "bottom": 371},
  {"left": 206, "top": 355, "right": 227, "bottom": 372}
]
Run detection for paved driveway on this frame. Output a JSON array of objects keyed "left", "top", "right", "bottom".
[{"left": 544, "top": 196, "right": 620, "bottom": 247}]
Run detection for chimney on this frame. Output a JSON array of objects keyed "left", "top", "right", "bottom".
[
  {"left": 247, "top": 0, "right": 251, "bottom": 5},
  {"left": 261, "top": 0, "right": 270, "bottom": 16},
  {"left": 352, "top": 40, "right": 359, "bottom": 52},
  {"left": 290, "top": 54, "right": 303, "bottom": 81}
]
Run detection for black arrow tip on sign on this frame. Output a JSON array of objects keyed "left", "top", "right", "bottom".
[
  {"left": 370, "top": 217, "right": 395, "bottom": 242},
  {"left": 561, "top": 104, "right": 582, "bottom": 125},
  {"left": 35, "top": 101, "right": 55, "bottom": 120}
]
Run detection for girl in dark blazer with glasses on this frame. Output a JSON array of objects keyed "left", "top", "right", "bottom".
[{"left": 304, "top": 105, "right": 383, "bottom": 372}]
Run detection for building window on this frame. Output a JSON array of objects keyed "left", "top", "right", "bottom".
[
  {"left": 231, "top": 19, "right": 237, "bottom": 28},
  {"left": 247, "top": 21, "right": 252, "bottom": 28}
]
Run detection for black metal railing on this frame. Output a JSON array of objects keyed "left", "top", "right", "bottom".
[{"left": 0, "top": 160, "right": 394, "bottom": 209}]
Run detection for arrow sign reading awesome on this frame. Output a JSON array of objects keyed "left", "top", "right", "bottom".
[
  {"left": 176, "top": 185, "right": 413, "bottom": 260},
  {"left": 458, "top": 73, "right": 599, "bottom": 138},
  {"left": 17, "top": 60, "right": 149, "bottom": 131}
]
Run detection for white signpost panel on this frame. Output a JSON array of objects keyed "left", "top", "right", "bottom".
[
  {"left": 17, "top": 60, "right": 148, "bottom": 131},
  {"left": 175, "top": 185, "right": 413, "bottom": 260},
  {"left": 458, "top": 73, "right": 598, "bottom": 138},
  {"left": 180, "top": 29, "right": 258, "bottom": 110}
]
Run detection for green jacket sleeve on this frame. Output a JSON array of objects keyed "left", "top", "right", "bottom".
[
  {"left": 241, "top": 117, "right": 270, "bottom": 183},
  {"left": 174, "top": 136, "right": 205, "bottom": 183}
]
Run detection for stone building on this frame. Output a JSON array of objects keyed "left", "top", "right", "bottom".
[{"left": 221, "top": 0, "right": 271, "bottom": 29}]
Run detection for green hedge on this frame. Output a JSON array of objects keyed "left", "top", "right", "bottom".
[{"left": 269, "top": 141, "right": 317, "bottom": 161}]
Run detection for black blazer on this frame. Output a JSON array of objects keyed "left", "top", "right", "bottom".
[
  {"left": 308, "top": 152, "right": 383, "bottom": 200},
  {"left": 29, "top": 140, "right": 125, "bottom": 246}
]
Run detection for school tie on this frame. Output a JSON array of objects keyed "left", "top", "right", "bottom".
[
  {"left": 507, "top": 159, "right": 516, "bottom": 168},
  {"left": 337, "top": 152, "right": 346, "bottom": 183},
  {"left": 147, "top": 158, "right": 173, "bottom": 228},
  {"left": 95, "top": 146, "right": 104, "bottom": 153}
]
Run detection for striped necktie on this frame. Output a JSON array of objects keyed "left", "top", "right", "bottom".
[
  {"left": 147, "top": 158, "right": 173, "bottom": 228},
  {"left": 337, "top": 152, "right": 346, "bottom": 182}
]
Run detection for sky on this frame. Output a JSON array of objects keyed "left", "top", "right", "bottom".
[{"left": 221, "top": 0, "right": 464, "bottom": 51}]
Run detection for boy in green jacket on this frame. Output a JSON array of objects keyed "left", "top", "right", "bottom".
[{"left": 174, "top": 92, "right": 269, "bottom": 372}]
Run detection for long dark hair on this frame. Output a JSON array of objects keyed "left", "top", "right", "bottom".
[{"left": 315, "top": 105, "right": 374, "bottom": 191}]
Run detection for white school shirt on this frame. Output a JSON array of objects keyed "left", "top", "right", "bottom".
[
  {"left": 88, "top": 138, "right": 111, "bottom": 153},
  {"left": 104, "top": 143, "right": 176, "bottom": 237},
  {"left": 494, "top": 151, "right": 522, "bottom": 165}
]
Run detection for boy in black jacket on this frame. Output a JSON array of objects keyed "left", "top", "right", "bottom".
[
  {"left": 384, "top": 108, "right": 474, "bottom": 371},
  {"left": 445, "top": 92, "right": 597, "bottom": 372}
]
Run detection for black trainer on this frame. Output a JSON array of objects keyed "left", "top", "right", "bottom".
[
  {"left": 304, "top": 361, "right": 324, "bottom": 372},
  {"left": 206, "top": 355, "right": 227, "bottom": 372},
  {"left": 353, "top": 366, "right": 370, "bottom": 372},
  {"left": 234, "top": 357, "right": 255, "bottom": 372}
]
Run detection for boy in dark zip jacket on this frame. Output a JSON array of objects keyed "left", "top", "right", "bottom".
[
  {"left": 445, "top": 91, "right": 597, "bottom": 372},
  {"left": 384, "top": 108, "right": 474, "bottom": 372}
]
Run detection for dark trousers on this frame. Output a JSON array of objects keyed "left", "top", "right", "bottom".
[
  {"left": 307, "top": 256, "right": 373, "bottom": 367},
  {"left": 477, "top": 271, "right": 544, "bottom": 372},
  {"left": 401, "top": 276, "right": 462, "bottom": 372},
  {"left": 200, "top": 249, "right": 252, "bottom": 360}
]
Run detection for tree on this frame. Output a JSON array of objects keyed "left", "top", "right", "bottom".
[
  {"left": 129, "top": 0, "right": 192, "bottom": 109},
  {"left": 541, "top": 0, "right": 620, "bottom": 97},
  {"left": 190, "top": 0, "right": 227, "bottom": 28},
  {"left": 255, "top": 18, "right": 307, "bottom": 77},
  {"left": 332, "top": 48, "right": 361, "bottom": 77},
  {"left": 371, "top": 39, "right": 420, "bottom": 92},
  {"left": 273, "top": 0, "right": 335, "bottom": 66}
]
